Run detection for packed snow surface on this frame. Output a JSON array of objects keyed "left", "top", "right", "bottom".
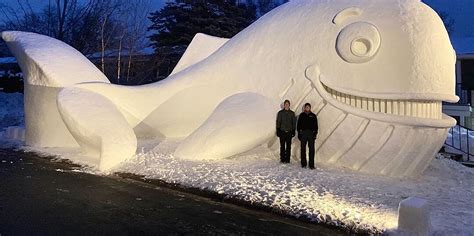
[{"left": 18, "top": 139, "right": 474, "bottom": 235}]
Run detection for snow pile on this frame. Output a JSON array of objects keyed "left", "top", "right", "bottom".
[
  {"left": 22, "top": 137, "right": 474, "bottom": 235},
  {"left": 0, "top": 92, "right": 24, "bottom": 129}
]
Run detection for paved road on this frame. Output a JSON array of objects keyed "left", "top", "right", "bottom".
[{"left": 0, "top": 149, "right": 343, "bottom": 235}]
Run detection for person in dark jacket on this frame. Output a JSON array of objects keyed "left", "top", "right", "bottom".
[
  {"left": 297, "top": 103, "right": 318, "bottom": 169},
  {"left": 276, "top": 100, "right": 296, "bottom": 163}
]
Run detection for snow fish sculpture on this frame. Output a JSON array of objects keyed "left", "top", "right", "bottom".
[{"left": 2, "top": 0, "right": 457, "bottom": 176}]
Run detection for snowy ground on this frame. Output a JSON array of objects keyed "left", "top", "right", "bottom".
[
  {"left": 1, "top": 92, "right": 474, "bottom": 235},
  {"left": 21, "top": 140, "right": 472, "bottom": 235}
]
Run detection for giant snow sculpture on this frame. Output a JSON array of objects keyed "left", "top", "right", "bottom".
[{"left": 2, "top": 0, "right": 458, "bottom": 176}]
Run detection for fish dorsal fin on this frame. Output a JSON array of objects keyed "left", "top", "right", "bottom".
[{"left": 170, "top": 33, "right": 229, "bottom": 75}]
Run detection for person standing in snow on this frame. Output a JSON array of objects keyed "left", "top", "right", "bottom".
[
  {"left": 276, "top": 100, "right": 296, "bottom": 163},
  {"left": 297, "top": 103, "right": 318, "bottom": 169}
]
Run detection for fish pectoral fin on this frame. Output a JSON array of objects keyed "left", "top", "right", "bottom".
[
  {"left": 174, "top": 92, "right": 279, "bottom": 160},
  {"left": 57, "top": 87, "right": 137, "bottom": 172}
]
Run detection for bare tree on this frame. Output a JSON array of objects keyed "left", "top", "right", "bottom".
[
  {"left": 123, "top": 0, "right": 153, "bottom": 83},
  {"left": 55, "top": 0, "right": 70, "bottom": 40},
  {"left": 1, "top": 0, "right": 155, "bottom": 84},
  {"left": 94, "top": 0, "right": 124, "bottom": 73},
  {"left": 1, "top": 0, "right": 87, "bottom": 47},
  {"left": 107, "top": 0, "right": 152, "bottom": 83},
  {"left": 0, "top": 0, "right": 44, "bottom": 33},
  {"left": 116, "top": 24, "right": 127, "bottom": 84}
]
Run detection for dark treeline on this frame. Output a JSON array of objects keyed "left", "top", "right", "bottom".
[{"left": 148, "top": 0, "right": 257, "bottom": 48}]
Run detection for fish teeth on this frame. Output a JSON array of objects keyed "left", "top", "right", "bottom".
[{"left": 326, "top": 87, "right": 442, "bottom": 119}]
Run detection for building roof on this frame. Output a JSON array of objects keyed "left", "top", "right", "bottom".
[
  {"left": 87, "top": 47, "right": 155, "bottom": 59},
  {"left": 0, "top": 47, "right": 156, "bottom": 65}
]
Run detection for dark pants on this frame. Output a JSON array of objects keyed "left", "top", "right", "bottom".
[
  {"left": 300, "top": 130, "right": 315, "bottom": 168},
  {"left": 279, "top": 131, "right": 292, "bottom": 163}
]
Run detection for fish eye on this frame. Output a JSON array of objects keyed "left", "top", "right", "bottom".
[{"left": 336, "top": 22, "right": 381, "bottom": 63}]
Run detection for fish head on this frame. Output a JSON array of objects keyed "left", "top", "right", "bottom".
[{"left": 292, "top": 0, "right": 458, "bottom": 127}]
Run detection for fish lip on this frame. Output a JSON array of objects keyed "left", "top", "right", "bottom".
[{"left": 313, "top": 74, "right": 457, "bottom": 128}]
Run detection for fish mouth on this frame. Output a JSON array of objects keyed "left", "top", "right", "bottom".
[{"left": 312, "top": 74, "right": 456, "bottom": 128}]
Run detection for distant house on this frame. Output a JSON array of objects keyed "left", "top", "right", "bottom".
[
  {"left": 87, "top": 47, "right": 158, "bottom": 85},
  {"left": 0, "top": 57, "right": 21, "bottom": 77},
  {"left": 87, "top": 46, "right": 185, "bottom": 85},
  {"left": 0, "top": 57, "right": 23, "bottom": 93},
  {"left": 442, "top": 37, "right": 474, "bottom": 129}
]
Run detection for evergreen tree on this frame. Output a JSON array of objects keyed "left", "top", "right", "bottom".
[
  {"left": 255, "top": 0, "right": 288, "bottom": 17},
  {"left": 148, "top": 0, "right": 257, "bottom": 49}
]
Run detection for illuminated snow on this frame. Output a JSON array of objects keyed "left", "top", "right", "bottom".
[
  {"left": 20, "top": 138, "right": 474, "bottom": 235},
  {"left": 0, "top": 92, "right": 472, "bottom": 234},
  {"left": 1, "top": 0, "right": 458, "bottom": 175}
]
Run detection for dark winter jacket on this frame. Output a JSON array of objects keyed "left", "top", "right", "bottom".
[
  {"left": 276, "top": 109, "right": 296, "bottom": 133},
  {"left": 297, "top": 111, "right": 318, "bottom": 137}
]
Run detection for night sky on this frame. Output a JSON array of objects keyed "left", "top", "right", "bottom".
[
  {"left": 0, "top": 0, "right": 473, "bottom": 37},
  {"left": 0, "top": 0, "right": 167, "bottom": 10},
  {"left": 423, "top": 0, "right": 474, "bottom": 37},
  {"left": 0, "top": 0, "right": 166, "bottom": 22}
]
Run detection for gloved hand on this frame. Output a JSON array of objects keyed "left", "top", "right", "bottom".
[
  {"left": 298, "top": 133, "right": 302, "bottom": 141},
  {"left": 312, "top": 132, "right": 317, "bottom": 140},
  {"left": 276, "top": 128, "right": 282, "bottom": 137}
]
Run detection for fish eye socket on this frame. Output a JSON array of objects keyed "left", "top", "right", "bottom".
[{"left": 336, "top": 22, "right": 381, "bottom": 63}]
